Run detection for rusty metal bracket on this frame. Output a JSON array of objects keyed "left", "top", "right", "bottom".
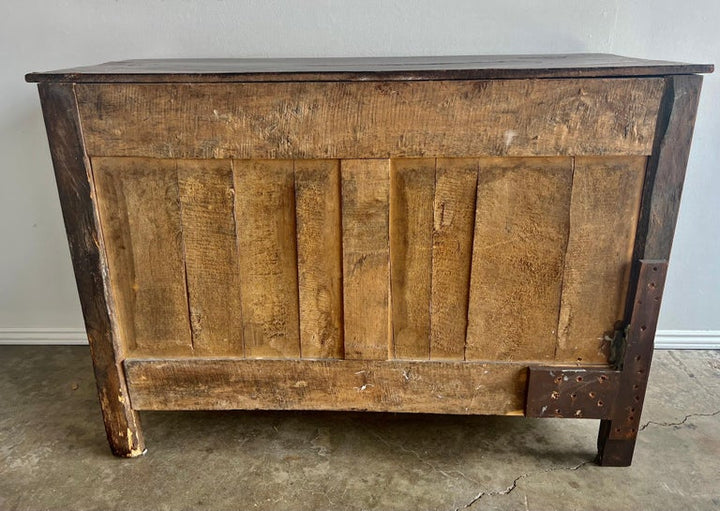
[
  {"left": 527, "top": 259, "right": 668, "bottom": 431},
  {"left": 599, "top": 260, "right": 668, "bottom": 439},
  {"left": 525, "top": 366, "right": 621, "bottom": 419}
]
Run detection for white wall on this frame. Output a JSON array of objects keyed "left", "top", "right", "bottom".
[{"left": 1, "top": 1, "right": 718, "bottom": 341}]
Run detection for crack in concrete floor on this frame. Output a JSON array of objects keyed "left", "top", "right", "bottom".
[
  {"left": 454, "top": 459, "right": 593, "bottom": 511},
  {"left": 2, "top": 347, "right": 719, "bottom": 511},
  {"left": 639, "top": 409, "right": 720, "bottom": 431},
  {"left": 454, "top": 408, "right": 720, "bottom": 510}
]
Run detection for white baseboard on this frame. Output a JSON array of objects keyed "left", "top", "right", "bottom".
[
  {"left": 0, "top": 328, "right": 88, "bottom": 345},
  {"left": 654, "top": 330, "right": 720, "bottom": 350},
  {"left": 0, "top": 327, "right": 718, "bottom": 349}
]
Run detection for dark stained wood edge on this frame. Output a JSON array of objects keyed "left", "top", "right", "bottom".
[
  {"left": 525, "top": 366, "right": 621, "bottom": 419},
  {"left": 37, "top": 82, "right": 145, "bottom": 458},
  {"left": 597, "top": 73, "right": 703, "bottom": 466},
  {"left": 124, "top": 358, "right": 528, "bottom": 415},
  {"left": 623, "top": 74, "right": 703, "bottom": 319},
  {"left": 597, "top": 260, "right": 668, "bottom": 466},
  {"left": 25, "top": 54, "right": 713, "bottom": 83}
]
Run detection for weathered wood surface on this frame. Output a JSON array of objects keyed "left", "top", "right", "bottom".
[
  {"left": 629, "top": 75, "right": 704, "bottom": 286},
  {"left": 294, "top": 160, "right": 343, "bottom": 359},
  {"left": 34, "top": 57, "right": 708, "bottom": 464},
  {"left": 598, "top": 75, "right": 704, "bottom": 467},
  {"left": 390, "top": 159, "right": 434, "bottom": 359},
  {"left": 94, "top": 157, "right": 193, "bottom": 356},
  {"left": 38, "top": 83, "right": 144, "bottom": 457},
  {"left": 429, "top": 159, "right": 478, "bottom": 360},
  {"left": 555, "top": 156, "right": 646, "bottom": 364},
  {"left": 465, "top": 158, "right": 573, "bottom": 361},
  {"left": 341, "top": 159, "right": 391, "bottom": 360},
  {"left": 25, "top": 54, "right": 713, "bottom": 83},
  {"left": 124, "top": 358, "right": 527, "bottom": 415},
  {"left": 90, "top": 154, "right": 653, "bottom": 365},
  {"left": 598, "top": 261, "right": 668, "bottom": 466},
  {"left": 233, "top": 160, "right": 300, "bottom": 358},
  {"left": 75, "top": 78, "right": 664, "bottom": 159},
  {"left": 177, "top": 159, "right": 243, "bottom": 356}
]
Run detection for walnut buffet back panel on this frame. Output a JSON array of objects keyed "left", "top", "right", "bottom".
[{"left": 27, "top": 55, "right": 711, "bottom": 465}]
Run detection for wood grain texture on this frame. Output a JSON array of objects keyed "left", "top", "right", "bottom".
[
  {"left": 124, "top": 358, "right": 527, "bottom": 415},
  {"left": 342, "top": 159, "right": 391, "bottom": 360},
  {"left": 555, "top": 157, "right": 646, "bottom": 364},
  {"left": 629, "top": 75, "right": 704, "bottom": 299},
  {"left": 177, "top": 160, "right": 243, "bottom": 356},
  {"left": 294, "top": 160, "right": 343, "bottom": 359},
  {"left": 75, "top": 78, "right": 664, "bottom": 159},
  {"left": 93, "top": 157, "right": 192, "bottom": 356},
  {"left": 37, "top": 83, "right": 144, "bottom": 457},
  {"left": 429, "top": 160, "right": 478, "bottom": 360},
  {"left": 597, "top": 261, "right": 668, "bottom": 466},
  {"left": 233, "top": 160, "right": 300, "bottom": 358},
  {"left": 92, "top": 160, "right": 137, "bottom": 353},
  {"left": 598, "top": 76, "right": 703, "bottom": 466},
  {"left": 26, "top": 53, "right": 713, "bottom": 83},
  {"left": 465, "top": 158, "right": 573, "bottom": 362},
  {"left": 390, "top": 159, "right": 435, "bottom": 359}
]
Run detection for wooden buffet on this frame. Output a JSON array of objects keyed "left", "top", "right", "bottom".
[{"left": 26, "top": 54, "right": 712, "bottom": 465}]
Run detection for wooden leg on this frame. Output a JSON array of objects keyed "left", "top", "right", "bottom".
[
  {"left": 595, "top": 260, "right": 668, "bottom": 466},
  {"left": 97, "top": 381, "right": 145, "bottom": 458},
  {"left": 91, "top": 354, "right": 145, "bottom": 457},
  {"left": 38, "top": 82, "right": 145, "bottom": 457},
  {"left": 597, "top": 420, "right": 637, "bottom": 467},
  {"left": 596, "top": 76, "right": 702, "bottom": 466}
]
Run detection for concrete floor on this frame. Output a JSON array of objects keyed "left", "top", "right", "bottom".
[{"left": 0, "top": 347, "right": 718, "bottom": 511}]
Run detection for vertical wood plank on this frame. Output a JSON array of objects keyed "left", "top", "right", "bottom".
[
  {"left": 598, "top": 75, "right": 703, "bottom": 468},
  {"left": 624, "top": 75, "right": 704, "bottom": 322},
  {"left": 555, "top": 157, "right": 646, "bottom": 363},
  {"left": 177, "top": 160, "right": 243, "bottom": 356},
  {"left": 429, "top": 159, "right": 478, "bottom": 360},
  {"left": 38, "top": 83, "right": 144, "bottom": 457},
  {"left": 295, "top": 160, "right": 344, "bottom": 359},
  {"left": 233, "top": 160, "right": 300, "bottom": 358},
  {"left": 465, "top": 157, "right": 573, "bottom": 361},
  {"left": 93, "top": 158, "right": 137, "bottom": 352},
  {"left": 390, "top": 159, "right": 435, "bottom": 359},
  {"left": 635, "top": 75, "right": 704, "bottom": 262},
  {"left": 94, "top": 157, "right": 193, "bottom": 356},
  {"left": 341, "top": 159, "right": 391, "bottom": 360}
]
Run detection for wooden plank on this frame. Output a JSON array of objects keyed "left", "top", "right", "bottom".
[
  {"left": 26, "top": 54, "right": 714, "bottom": 84},
  {"left": 341, "top": 159, "right": 391, "bottom": 360},
  {"left": 75, "top": 78, "right": 664, "bottom": 159},
  {"left": 390, "top": 159, "right": 434, "bottom": 359},
  {"left": 599, "top": 75, "right": 704, "bottom": 467},
  {"left": 429, "top": 159, "right": 478, "bottom": 360},
  {"left": 93, "top": 157, "right": 193, "bottom": 356},
  {"left": 294, "top": 160, "right": 343, "bottom": 359},
  {"left": 465, "top": 158, "right": 573, "bottom": 361},
  {"left": 93, "top": 158, "right": 137, "bottom": 353},
  {"left": 177, "top": 160, "right": 243, "bottom": 356},
  {"left": 627, "top": 75, "right": 704, "bottom": 315},
  {"left": 233, "top": 160, "right": 300, "bottom": 358},
  {"left": 555, "top": 157, "right": 646, "bottom": 364},
  {"left": 37, "top": 83, "right": 144, "bottom": 457},
  {"left": 124, "top": 358, "right": 527, "bottom": 415},
  {"left": 598, "top": 261, "right": 668, "bottom": 466}
]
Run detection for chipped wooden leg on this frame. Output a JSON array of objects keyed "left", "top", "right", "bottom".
[
  {"left": 95, "top": 375, "right": 146, "bottom": 457},
  {"left": 37, "top": 82, "right": 145, "bottom": 458}
]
